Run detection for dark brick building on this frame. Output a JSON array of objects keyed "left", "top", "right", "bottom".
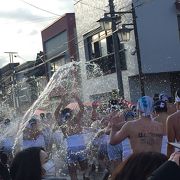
[{"left": 41, "top": 13, "right": 78, "bottom": 79}]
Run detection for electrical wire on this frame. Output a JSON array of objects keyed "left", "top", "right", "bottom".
[
  {"left": 74, "top": 0, "right": 83, "bottom": 6},
  {"left": 74, "top": 0, "right": 106, "bottom": 11},
  {"left": 0, "top": 16, "right": 58, "bottom": 26},
  {"left": 3, "top": 0, "right": 156, "bottom": 76},
  {"left": 18, "top": 0, "right": 61, "bottom": 16},
  {"left": 13, "top": 27, "right": 119, "bottom": 75},
  {"left": 11, "top": 21, "right": 99, "bottom": 74}
]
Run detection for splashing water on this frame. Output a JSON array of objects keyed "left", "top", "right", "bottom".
[
  {"left": 3, "top": 61, "right": 102, "bottom": 177},
  {"left": 0, "top": 60, "right": 134, "bottom": 178}
]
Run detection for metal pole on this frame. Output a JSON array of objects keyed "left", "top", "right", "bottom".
[
  {"left": 4, "top": 52, "right": 18, "bottom": 109},
  {"left": 109, "top": 0, "right": 124, "bottom": 98},
  {"left": 132, "top": 3, "right": 145, "bottom": 96}
]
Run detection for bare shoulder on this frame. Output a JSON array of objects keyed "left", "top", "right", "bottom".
[
  {"left": 123, "top": 119, "right": 139, "bottom": 127},
  {"left": 153, "top": 120, "right": 163, "bottom": 125},
  {"left": 128, "top": 118, "right": 142, "bottom": 124},
  {"left": 167, "top": 112, "right": 180, "bottom": 123}
]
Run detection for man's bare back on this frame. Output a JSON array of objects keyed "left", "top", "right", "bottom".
[
  {"left": 110, "top": 117, "right": 163, "bottom": 153},
  {"left": 110, "top": 96, "right": 164, "bottom": 153},
  {"left": 166, "top": 89, "right": 180, "bottom": 157},
  {"left": 167, "top": 111, "right": 180, "bottom": 156}
]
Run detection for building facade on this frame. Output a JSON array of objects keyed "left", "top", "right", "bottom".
[
  {"left": 0, "top": 63, "right": 20, "bottom": 108},
  {"left": 74, "top": 0, "right": 180, "bottom": 102},
  {"left": 41, "top": 13, "right": 78, "bottom": 79}
]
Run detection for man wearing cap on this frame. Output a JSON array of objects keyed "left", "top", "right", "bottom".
[
  {"left": 159, "top": 93, "right": 176, "bottom": 115},
  {"left": 23, "top": 117, "right": 45, "bottom": 149},
  {"left": 110, "top": 96, "right": 163, "bottom": 153},
  {"left": 167, "top": 89, "right": 180, "bottom": 157}
]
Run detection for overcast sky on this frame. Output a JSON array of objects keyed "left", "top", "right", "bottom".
[{"left": 0, "top": 0, "right": 74, "bottom": 68}]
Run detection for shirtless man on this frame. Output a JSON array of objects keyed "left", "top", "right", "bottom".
[
  {"left": 167, "top": 89, "right": 180, "bottom": 157},
  {"left": 159, "top": 93, "right": 176, "bottom": 115},
  {"left": 23, "top": 117, "right": 46, "bottom": 149},
  {"left": 54, "top": 92, "right": 88, "bottom": 180},
  {"left": 153, "top": 100, "right": 168, "bottom": 154},
  {"left": 154, "top": 100, "right": 168, "bottom": 133},
  {"left": 110, "top": 96, "right": 163, "bottom": 153}
]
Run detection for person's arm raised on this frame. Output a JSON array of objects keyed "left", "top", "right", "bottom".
[
  {"left": 167, "top": 116, "right": 176, "bottom": 157},
  {"left": 54, "top": 95, "right": 68, "bottom": 121},
  {"left": 91, "top": 101, "right": 100, "bottom": 121},
  {"left": 72, "top": 92, "right": 84, "bottom": 123},
  {"left": 109, "top": 112, "right": 129, "bottom": 145}
]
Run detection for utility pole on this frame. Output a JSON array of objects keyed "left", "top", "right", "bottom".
[
  {"left": 4, "top": 52, "right": 18, "bottom": 109},
  {"left": 131, "top": 3, "right": 145, "bottom": 96},
  {"left": 109, "top": 0, "right": 124, "bottom": 98}
]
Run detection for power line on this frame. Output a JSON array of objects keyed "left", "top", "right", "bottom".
[
  {"left": 13, "top": 22, "right": 99, "bottom": 74},
  {"left": 18, "top": 0, "right": 61, "bottom": 16},
  {"left": 74, "top": 0, "right": 106, "bottom": 11},
  {"left": 74, "top": 0, "right": 83, "bottom": 5},
  {"left": 14, "top": 27, "right": 116, "bottom": 75},
  {"left": 9, "top": 0, "right": 155, "bottom": 75},
  {"left": 0, "top": 16, "right": 58, "bottom": 26}
]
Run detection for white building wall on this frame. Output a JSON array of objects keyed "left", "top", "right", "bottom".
[
  {"left": 74, "top": 0, "right": 179, "bottom": 102},
  {"left": 75, "top": 0, "right": 139, "bottom": 101}
]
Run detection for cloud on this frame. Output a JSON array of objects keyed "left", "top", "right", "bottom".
[
  {"left": 17, "top": 29, "right": 23, "bottom": 34},
  {"left": 29, "top": 30, "right": 38, "bottom": 36},
  {"left": 56, "top": 1, "right": 74, "bottom": 13},
  {"left": 0, "top": 8, "right": 44, "bottom": 22},
  {"left": 0, "top": 57, "right": 9, "bottom": 68}
]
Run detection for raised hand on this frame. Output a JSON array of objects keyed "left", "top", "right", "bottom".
[
  {"left": 92, "top": 101, "right": 99, "bottom": 109},
  {"left": 169, "top": 151, "right": 180, "bottom": 166},
  {"left": 109, "top": 112, "right": 125, "bottom": 130}
]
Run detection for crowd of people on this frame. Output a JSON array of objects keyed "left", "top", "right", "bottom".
[{"left": 0, "top": 88, "right": 180, "bottom": 180}]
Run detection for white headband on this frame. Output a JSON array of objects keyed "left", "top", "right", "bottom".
[{"left": 175, "top": 96, "right": 180, "bottom": 103}]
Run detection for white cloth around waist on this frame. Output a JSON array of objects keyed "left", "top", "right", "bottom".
[
  {"left": 23, "top": 135, "right": 45, "bottom": 149},
  {"left": 65, "top": 134, "right": 85, "bottom": 148},
  {"left": 161, "top": 135, "right": 167, "bottom": 155}
]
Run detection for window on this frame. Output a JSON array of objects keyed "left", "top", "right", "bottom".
[
  {"left": 84, "top": 29, "right": 126, "bottom": 79},
  {"left": 51, "top": 58, "right": 66, "bottom": 73}
]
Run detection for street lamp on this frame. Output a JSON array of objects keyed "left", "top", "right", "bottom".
[
  {"left": 117, "top": 25, "right": 133, "bottom": 42},
  {"left": 97, "top": 15, "right": 112, "bottom": 30},
  {"left": 97, "top": 0, "right": 145, "bottom": 97},
  {"left": 98, "top": 16, "right": 133, "bottom": 42}
]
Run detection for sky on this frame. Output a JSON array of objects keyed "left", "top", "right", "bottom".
[{"left": 0, "top": 0, "right": 74, "bottom": 68}]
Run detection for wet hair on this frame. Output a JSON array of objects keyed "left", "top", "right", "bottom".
[
  {"left": 40, "top": 113, "right": 45, "bottom": 118},
  {"left": 60, "top": 108, "right": 72, "bottom": 120},
  {"left": 10, "top": 147, "right": 43, "bottom": 180},
  {"left": 112, "top": 152, "right": 167, "bottom": 180},
  {"left": 61, "top": 108, "right": 72, "bottom": 115},
  {"left": 28, "top": 117, "right": 37, "bottom": 125},
  {"left": 153, "top": 93, "right": 159, "bottom": 102},
  {"left": 154, "top": 100, "right": 167, "bottom": 113},
  {"left": 4, "top": 118, "right": 10, "bottom": 125}
]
